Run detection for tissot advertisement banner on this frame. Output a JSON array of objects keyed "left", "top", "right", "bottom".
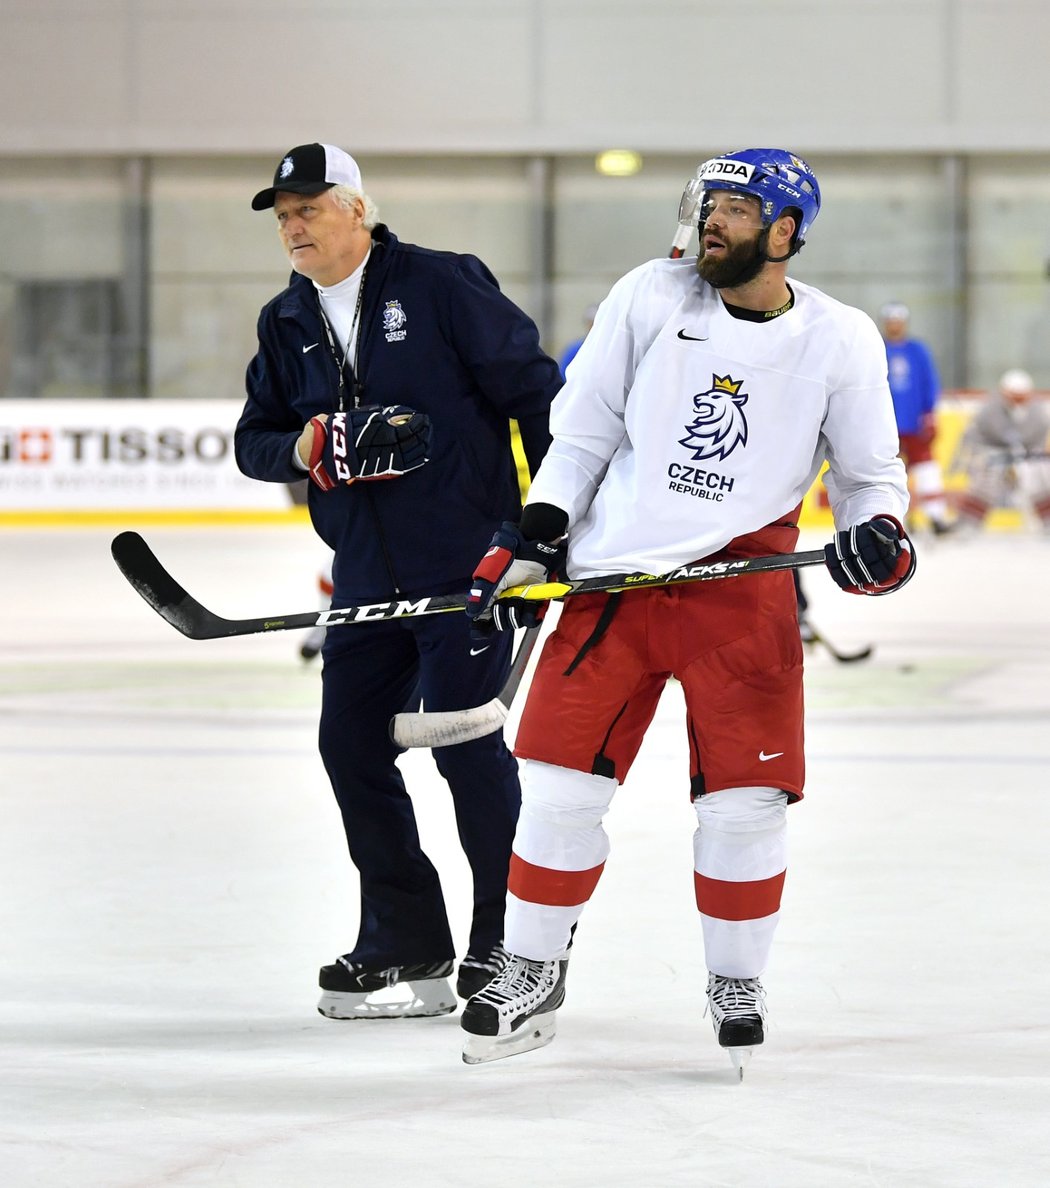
[{"left": 0, "top": 400, "right": 290, "bottom": 510}]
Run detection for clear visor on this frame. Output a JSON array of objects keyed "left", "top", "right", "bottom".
[
  {"left": 677, "top": 175, "right": 707, "bottom": 227},
  {"left": 678, "top": 178, "right": 764, "bottom": 229}
]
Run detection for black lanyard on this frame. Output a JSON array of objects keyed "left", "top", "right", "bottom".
[{"left": 317, "top": 261, "right": 368, "bottom": 410}]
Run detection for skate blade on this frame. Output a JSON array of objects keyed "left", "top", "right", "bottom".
[
  {"left": 727, "top": 1046, "right": 754, "bottom": 1080},
  {"left": 318, "top": 977, "right": 457, "bottom": 1020},
  {"left": 462, "top": 1015, "right": 557, "bottom": 1064}
]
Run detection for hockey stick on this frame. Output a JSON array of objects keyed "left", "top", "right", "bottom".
[
  {"left": 111, "top": 530, "right": 827, "bottom": 641},
  {"left": 390, "top": 625, "right": 542, "bottom": 748},
  {"left": 803, "top": 624, "right": 873, "bottom": 664}
]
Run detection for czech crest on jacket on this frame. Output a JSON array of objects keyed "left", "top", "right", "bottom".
[{"left": 383, "top": 300, "right": 407, "bottom": 342}]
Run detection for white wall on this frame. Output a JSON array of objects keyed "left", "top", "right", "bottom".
[{"left": 3, "top": 0, "right": 1050, "bottom": 155}]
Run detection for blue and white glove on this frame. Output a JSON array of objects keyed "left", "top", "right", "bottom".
[
  {"left": 824, "top": 515, "right": 916, "bottom": 596},
  {"left": 306, "top": 405, "right": 431, "bottom": 490},
  {"left": 466, "top": 521, "right": 568, "bottom": 645}
]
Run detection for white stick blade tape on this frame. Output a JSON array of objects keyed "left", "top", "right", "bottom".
[{"left": 390, "top": 698, "right": 509, "bottom": 749}]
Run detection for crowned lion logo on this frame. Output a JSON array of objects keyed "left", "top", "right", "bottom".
[
  {"left": 382, "top": 300, "right": 408, "bottom": 342},
  {"left": 383, "top": 301, "right": 407, "bottom": 332},
  {"left": 678, "top": 374, "right": 749, "bottom": 461}
]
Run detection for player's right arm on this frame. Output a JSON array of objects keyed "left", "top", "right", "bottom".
[
  {"left": 524, "top": 264, "right": 660, "bottom": 529},
  {"left": 235, "top": 322, "right": 310, "bottom": 484}
]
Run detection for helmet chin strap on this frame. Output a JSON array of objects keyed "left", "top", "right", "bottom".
[
  {"left": 763, "top": 246, "right": 795, "bottom": 264},
  {"left": 762, "top": 212, "right": 804, "bottom": 262},
  {"left": 756, "top": 226, "right": 795, "bottom": 266}
]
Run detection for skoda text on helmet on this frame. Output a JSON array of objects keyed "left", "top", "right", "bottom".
[{"left": 679, "top": 148, "right": 821, "bottom": 260}]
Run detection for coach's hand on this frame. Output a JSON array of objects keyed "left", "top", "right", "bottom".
[
  {"left": 466, "top": 521, "right": 567, "bottom": 646},
  {"left": 825, "top": 515, "right": 916, "bottom": 596},
  {"left": 302, "top": 406, "right": 431, "bottom": 490}
]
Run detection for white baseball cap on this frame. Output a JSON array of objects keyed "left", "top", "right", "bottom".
[
  {"left": 252, "top": 143, "right": 363, "bottom": 210},
  {"left": 999, "top": 368, "right": 1034, "bottom": 396},
  {"left": 880, "top": 302, "right": 911, "bottom": 322}
]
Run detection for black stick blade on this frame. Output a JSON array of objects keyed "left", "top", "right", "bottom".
[{"left": 111, "top": 531, "right": 227, "bottom": 639}]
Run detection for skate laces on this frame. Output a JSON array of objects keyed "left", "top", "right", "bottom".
[
  {"left": 460, "top": 944, "right": 509, "bottom": 975},
  {"left": 706, "top": 974, "right": 766, "bottom": 1022},
  {"left": 474, "top": 955, "right": 557, "bottom": 1011}
]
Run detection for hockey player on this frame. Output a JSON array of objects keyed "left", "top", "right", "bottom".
[
  {"left": 953, "top": 368, "right": 1050, "bottom": 531},
  {"left": 880, "top": 301, "right": 954, "bottom": 534},
  {"left": 298, "top": 552, "right": 333, "bottom": 662},
  {"left": 235, "top": 144, "right": 560, "bottom": 1021},
  {"left": 461, "top": 148, "right": 915, "bottom": 1074}
]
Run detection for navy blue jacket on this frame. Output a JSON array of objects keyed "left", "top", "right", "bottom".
[{"left": 235, "top": 225, "right": 562, "bottom": 602}]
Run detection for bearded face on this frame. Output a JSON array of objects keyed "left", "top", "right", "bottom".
[{"left": 695, "top": 226, "right": 770, "bottom": 289}]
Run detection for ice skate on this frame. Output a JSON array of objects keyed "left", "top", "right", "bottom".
[
  {"left": 797, "top": 612, "right": 817, "bottom": 645},
  {"left": 456, "top": 943, "right": 509, "bottom": 999},
  {"left": 460, "top": 954, "right": 568, "bottom": 1064},
  {"left": 299, "top": 623, "right": 327, "bottom": 662},
  {"left": 706, "top": 972, "right": 767, "bottom": 1080},
  {"left": 317, "top": 957, "right": 456, "bottom": 1019}
]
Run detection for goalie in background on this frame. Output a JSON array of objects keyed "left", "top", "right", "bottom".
[
  {"left": 952, "top": 368, "right": 1050, "bottom": 532},
  {"left": 235, "top": 143, "right": 561, "bottom": 1023}
]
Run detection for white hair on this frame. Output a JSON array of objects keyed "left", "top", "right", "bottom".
[{"left": 331, "top": 184, "right": 379, "bottom": 230}]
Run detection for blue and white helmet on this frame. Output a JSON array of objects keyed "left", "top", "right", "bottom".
[{"left": 679, "top": 148, "right": 821, "bottom": 254}]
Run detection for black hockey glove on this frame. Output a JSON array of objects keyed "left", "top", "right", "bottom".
[
  {"left": 824, "top": 515, "right": 916, "bottom": 596},
  {"left": 306, "top": 405, "right": 431, "bottom": 490},
  {"left": 466, "top": 520, "right": 568, "bottom": 646}
]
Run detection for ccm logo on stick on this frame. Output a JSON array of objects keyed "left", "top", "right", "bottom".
[{"left": 319, "top": 598, "right": 433, "bottom": 625}]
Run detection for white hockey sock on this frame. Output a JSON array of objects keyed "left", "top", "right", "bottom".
[
  {"left": 504, "top": 760, "right": 618, "bottom": 961},
  {"left": 693, "top": 786, "right": 788, "bottom": 978},
  {"left": 911, "top": 460, "right": 949, "bottom": 521}
]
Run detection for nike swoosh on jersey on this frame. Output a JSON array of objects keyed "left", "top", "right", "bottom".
[
  {"left": 302, "top": 343, "right": 320, "bottom": 353},
  {"left": 677, "top": 328, "right": 708, "bottom": 341},
  {"left": 758, "top": 751, "right": 785, "bottom": 761}
]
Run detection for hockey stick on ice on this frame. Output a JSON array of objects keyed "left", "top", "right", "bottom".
[
  {"left": 111, "top": 530, "right": 827, "bottom": 641},
  {"left": 389, "top": 625, "right": 542, "bottom": 748},
  {"left": 803, "top": 624, "right": 873, "bottom": 664}
]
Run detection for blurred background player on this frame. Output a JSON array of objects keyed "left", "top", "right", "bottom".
[
  {"left": 557, "top": 302, "right": 598, "bottom": 378},
  {"left": 880, "top": 301, "right": 954, "bottom": 534},
  {"left": 952, "top": 368, "right": 1050, "bottom": 532},
  {"left": 299, "top": 552, "right": 334, "bottom": 662}
]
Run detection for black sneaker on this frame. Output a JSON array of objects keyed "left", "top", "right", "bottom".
[
  {"left": 456, "top": 944, "right": 509, "bottom": 999},
  {"left": 460, "top": 954, "right": 568, "bottom": 1063},
  {"left": 318, "top": 956, "right": 456, "bottom": 1019}
]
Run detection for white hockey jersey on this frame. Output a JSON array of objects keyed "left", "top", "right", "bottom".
[{"left": 528, "top": 258, "right": 910, "bottom": 579}]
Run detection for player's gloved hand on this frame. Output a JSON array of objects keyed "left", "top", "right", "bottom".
[
  {"left": 466, "top": 521, "right": 568, "bottom": 646},
  {"left": 824, "top": 515, "right": 916, "bottom": 596},
  {"left": 305, "top": 405, "right": 431, "bottom": 490}
]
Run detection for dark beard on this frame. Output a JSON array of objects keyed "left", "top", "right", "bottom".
[{"left": 696, "top": 229, "right": 769, "bottom": 289}]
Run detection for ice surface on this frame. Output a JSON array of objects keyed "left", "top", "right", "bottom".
[{"left": 1, "top": 525, "right": 1048, "bottom": 1186}]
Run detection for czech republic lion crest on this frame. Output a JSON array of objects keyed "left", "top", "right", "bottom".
[
  {"left": 382, "top": 300, "right": 407, "bottom": 342},
  {"left": 678, "top": 373, "right": 749, "bottom": 461}
]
